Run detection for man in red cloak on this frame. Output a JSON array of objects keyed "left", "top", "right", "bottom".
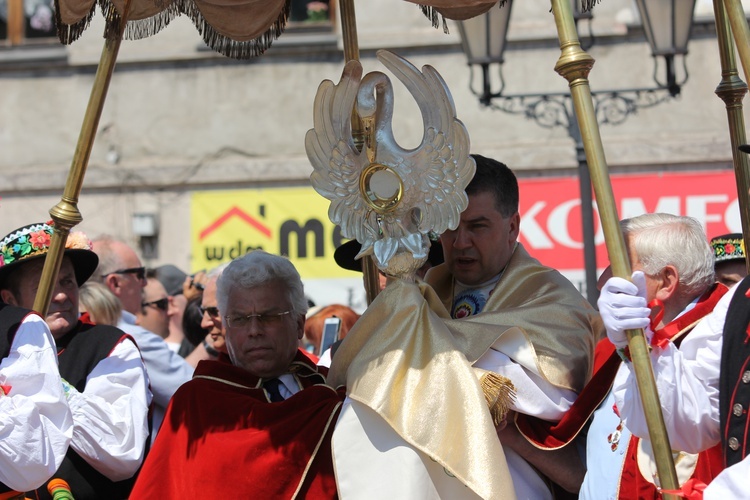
[{"left": 131, "top": 250, "right": 345, "bottom": 499}]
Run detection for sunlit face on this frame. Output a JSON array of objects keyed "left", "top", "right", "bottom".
[
  {"left": 96, "top": 240, "right": 146, "bottom": 315},
  {"left": 138, "top": 278, "right": 171, "bottom": 338},
  {"left": 200, "top": 277, "right": 226, "bottom": 354},
  {"left": 440, "top": 191, "right": 520, "bottom": 286},
  {"left": 223, "top": 280, "right": 304, "bottom": 379},
  {"left": 1, "top": 257, "right": 79, "bottom": 339}
]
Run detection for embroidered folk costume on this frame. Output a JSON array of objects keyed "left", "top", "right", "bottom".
[
  {"left": 0, "top": 222, "right": 150, "bottom": 500},
  {"left": 601, "top": 281, "right": 750, "bottom": 500}
]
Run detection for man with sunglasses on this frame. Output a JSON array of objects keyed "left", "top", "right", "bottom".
[
  {"left": 131, "top": 250, "right": 344, "bottom": 498},
  {"left": 92, "top": 236, "right": 215, "bottom": 444},
  {"left": 137, "top": 276, "right": 172, "bottom": 341},
  {"left": 0, "top": 222, "right": 150, "bottom": 499}
]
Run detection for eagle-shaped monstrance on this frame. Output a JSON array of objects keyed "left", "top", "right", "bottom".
[{"left": 306, "top": 49, "right": 475, "bottom": 279}]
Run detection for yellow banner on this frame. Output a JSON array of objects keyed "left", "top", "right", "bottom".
[{"left": 191, "top": 187, "right": 359, "bottom": 279}]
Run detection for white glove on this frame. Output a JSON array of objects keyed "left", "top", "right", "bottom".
[{"left": 597, "top": 271, "right": 651, "bottom": 348}]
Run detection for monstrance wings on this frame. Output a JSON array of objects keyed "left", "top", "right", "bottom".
[{"left": 307, "top": 50, "right": 475, "bottom": 278}]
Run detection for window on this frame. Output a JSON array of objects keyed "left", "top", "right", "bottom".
[
  {"left": 288, "top": 0, "right": 333, "bottom": 28},
  {"left": 0, "top": 0, "right": 57, "bottom": 45}
]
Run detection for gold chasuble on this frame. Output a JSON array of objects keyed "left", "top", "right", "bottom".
[
  {"left": 428, "top": 243, "right": 603, "bottom": 393},
  {"left": 329, "top": 243, "right": 602, "bottom": 499}
]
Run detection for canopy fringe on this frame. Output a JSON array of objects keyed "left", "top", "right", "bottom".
[
  {"left": 54, "top": 0, "right": 290, "bottom": 59},
  {"left": 417, "top": 1, "right": 511, "bottom": 33},
  {"left": 100, "top": 0, "right": 126, "bottom": 41},
  {"left": 123, "top": 1, "right": 181, "bottom": 40},
  {"left": 54, "top": 1, "right": 96, "bottom": 44},
  {"left": 418, "top": 6, "right": 448, "bottom": 33},
  {"left": 184, "top": 0, "right": 290, "bottom": 59},
  {"left": 580, "top": 0, "right": 601, "bottom": 12}
]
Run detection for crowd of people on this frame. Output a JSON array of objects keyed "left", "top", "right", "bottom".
[{"left": 0, "top": 154, "right": 748, "bottom": 499}]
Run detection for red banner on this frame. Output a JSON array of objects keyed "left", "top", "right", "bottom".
[{"left": 518, "top": 170, "right": 741, "bottom": 271}]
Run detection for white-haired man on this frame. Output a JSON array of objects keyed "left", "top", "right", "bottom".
[
  {"left": 571, "top": 213, "right": 728, "bottom": 498},
  {"left": 131, "top": 251, "right": 344, "bottom": 498}
]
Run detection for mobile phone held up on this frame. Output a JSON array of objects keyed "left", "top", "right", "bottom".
[{"left": 319, "top": 317, "right": 342, "bottom": 356}]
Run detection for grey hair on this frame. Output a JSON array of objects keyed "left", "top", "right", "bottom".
[
  {"left": 216, "top": 251, "right": 307, "bottom": 316},
  {"left": 207, "top": 262, "right": 229, "bottom": 280},
  {"left": 90, "top": 235, "right": 127, "bottom": 282},
  {"left": 622, "top": 213, "right": 715, "bottom": 297}
]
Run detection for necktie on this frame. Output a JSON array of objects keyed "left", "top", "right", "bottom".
[{"left": 263, "top": 378, "right": 284, "bottom": 402}]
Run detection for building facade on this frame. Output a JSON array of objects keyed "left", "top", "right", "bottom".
[{"left": 0, "top": 0, "right": 746, "bottom": 307}]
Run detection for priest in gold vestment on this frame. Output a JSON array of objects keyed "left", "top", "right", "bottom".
[{"left": 329, "top": 155, "right": 603, "bottom": 499}]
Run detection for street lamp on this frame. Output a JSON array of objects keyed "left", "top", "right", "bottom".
[{"left": 456, "top": 0, "right": 696, "bottom": 305}]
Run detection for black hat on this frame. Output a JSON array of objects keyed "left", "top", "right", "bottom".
[
  {"left": 154, "top": 264, "right": 188, "bottom": 296},
  {"left": 0, "top": 222, "right": 99, "bottom": 288},
  {"left": 333, "top": 239, "right": 444, "bottom": 272}
]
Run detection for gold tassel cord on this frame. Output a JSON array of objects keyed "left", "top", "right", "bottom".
[{"left": 480, "top": 372, "right": 516, "bottom": 428}]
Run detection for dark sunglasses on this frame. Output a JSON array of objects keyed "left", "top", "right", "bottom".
[
  {"left": 104, "top": 267, "right": 146, "bottom": 281},
  {"left": 200, "top": 306, "right": 220, "bottom": 319},
  {"left": 142, "top": 297, "right": 169, "bottom": 312}
]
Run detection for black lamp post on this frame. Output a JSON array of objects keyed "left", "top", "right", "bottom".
[{"left": 456, "top": 0, "right": 696, "bottom": 305}]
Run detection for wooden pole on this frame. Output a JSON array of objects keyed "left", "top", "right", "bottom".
[
  {"left": 717, "top": 0, "right": 750, "bottom": 275},
  {"left": 338, "top": 0, "right": 380, "bottom": 305},
  {"left": 6, "top": 0, "right": 25, "bottom": 45},
  {"left": 548, "top": 0, "right": 680, "bottom": 495},
  {"left": 33, "top": 6, "right": 130, "bottom": 315}
]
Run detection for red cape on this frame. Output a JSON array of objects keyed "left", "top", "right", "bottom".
[{"left": 130, "top": 350, "right": 344, "bottom": 499}]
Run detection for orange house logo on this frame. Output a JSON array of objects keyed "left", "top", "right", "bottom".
[{"left": 198, "top": 206, "right": 272, "bottom": 241}]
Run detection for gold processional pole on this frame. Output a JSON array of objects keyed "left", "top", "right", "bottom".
[
  {"left": 548, "top": 0, "right": 680, "bottom": 495},
  {"left": 714, "top": 0, "right": 750, "bottom": 275},
  {"left": 723, "top": 0, "right": 750, "bottom": 87},
  {"left": 32, "top": 3, "right": 131, "bottom": 315},
  {"left": 339, "top": 0, "right": 380, "bottom": 305}
]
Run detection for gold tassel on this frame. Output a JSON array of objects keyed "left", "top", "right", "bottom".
[{"left": 480, "top": 372, "right": 516, "bottom": 427}]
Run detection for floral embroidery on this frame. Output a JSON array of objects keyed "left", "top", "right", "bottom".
[
  {"left": 712, "top": 235, "right": 745, "bottom": 262},
  {"left": 30, "top": 229, "right": 51, "bottom": 249},
  {"left": 0, "top": 222, "right": 92, "bottom": 271}
]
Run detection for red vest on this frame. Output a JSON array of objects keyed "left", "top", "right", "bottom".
[{"left": 516, "top": 284, "right": 728, "bottom": 496}]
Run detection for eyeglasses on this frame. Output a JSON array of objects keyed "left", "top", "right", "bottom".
[
  {"left": 200, "top": 306, "right": 220, "bottom": 319},
  {"left": 142, "top": 298, "right": 169, "bottom": 312},
  {"left": 224, "top": 310, "right": 292, "bottom": 329},
  {"left": 105, "top": 267, "right": 146, "bottom": 281}
]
